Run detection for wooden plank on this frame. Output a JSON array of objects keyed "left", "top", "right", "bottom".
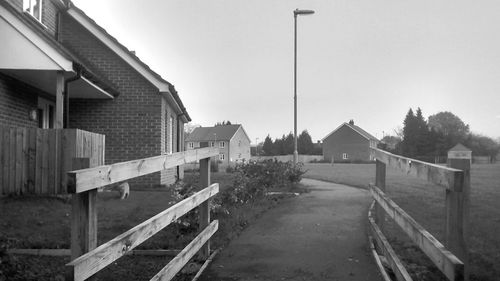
[
  {"left": 150, "top": 220, "right": 218, "bottom": 281},
  {"left": 27, "top": 128, "right": 37, "bottom": 194},
  {"left": 370, "top": 184, "right": 464, "bottom": 281},
  {"left": 198, "top": 157, "right": 211, "bottom": 259},
  {"left": 48, "top": 130, "right": 57, "bottom": 195},
  {"left": 21, "top": 128, "right": 28, "bottom": 194},
  {"left": 35, "top": 129, "right": 43, "bottom": 194},
  {"left": 55, "top": 71, "right": 64, "bottom": 129},
  {"left": 191, "top": 248, "right": 220, "bottom": 281},
  {"left": 9, "top": 128, "right": 16, "bottom": 194},
  {"left": 41, "top": 130, "right": 50, "bottom": 194},
  {"left": 67, "top": 147, "right": 219, "bottom": 193},
  {"left": 15, "top": 128, "right": 25, "bottom": 194},
  {"left": 446, "top": 158, "right": 470, "bottom": 280},
  {"left": 61, "top": 129, "right": 77, "bottom": 195},
  {"left": 8, "top": 248, "right": 70, "bottom": 256},
  {"left": 67, "top": 183, "right": 219, "bottom": 281},
  {"left": 372, "top": 148, "right": 461, "bottom": 190},
  {"left": 368, "top": 214, "right": 413, "bottom": 281},
  {"left": 368, "top": 235, "right": 392, "bottom": 281},
  {"left": 70, "top": 158, "right": 97, "bottom": 281},
  {"left": 375, "top": 159, "right": 386, "bottom": 230}
]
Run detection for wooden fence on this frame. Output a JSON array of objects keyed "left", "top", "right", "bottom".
[
  {"left": 369, "top": 148, "right": 469, "bottom": 281},
  {"left": 0, "top": 126, "right": 104, "bottom": 195},
  {"left": 66, "top": 147, "right": 219, "bottom": 281}
]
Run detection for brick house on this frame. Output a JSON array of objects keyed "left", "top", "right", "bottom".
[
  {"left": 0, "top": 0, "right": 190, "bottom": 188},
  {"left": 322, "top": 120, "right": 379, "bottom": 162},
  {"left": 186, "top": 124, "right": 251, "bottom": 166}
]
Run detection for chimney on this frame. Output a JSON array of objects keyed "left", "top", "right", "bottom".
[{"left": 349, "top": 119, "right": 354, "bottom": 125}]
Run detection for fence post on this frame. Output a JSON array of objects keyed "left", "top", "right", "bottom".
[
  {"left": 199, "top": 148, "right": 211, "bottom": 260},
  {"left": 375, "top": 159, "right": 386, "bottom": 230},
  {"left": 69, "top": 158, "right": 97, "bottom": 280},
  {"left": 447, "top": 145, "right": 471, "bottom": 280}
]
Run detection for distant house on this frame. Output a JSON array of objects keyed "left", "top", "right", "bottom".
[
  {"left": 322, "top": 120, "right": 379, "bottom": 162},
  {"left": 0, "top": 0, "right": 190, "bottom": 190},
  {"left": 186, "top": 125, "right": 251, "bottom": 166}
]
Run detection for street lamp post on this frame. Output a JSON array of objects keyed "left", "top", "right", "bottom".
[{"left": 293, "top": 8, "right": 314, "bottom": 165}]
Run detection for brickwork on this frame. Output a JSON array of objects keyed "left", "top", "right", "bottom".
[
  {"left": 0, "top": 72, "right": 41, "bottom": 128},
  {"left": 61, "top": 14, "right": 167, "bottom": 187},
  {"left": 322, "top": 125, "right": 370, "bottom": 162},
  {"left": 5, "top": 0, "right": 58, "bottom": 36}
]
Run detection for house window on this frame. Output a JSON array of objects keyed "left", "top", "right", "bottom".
[
  {"left": 238, "top": 153, "right": 241, "bottom": 158},
  {"left": 219, "top": 141, "right": 225, "bottom": 148},
  {"left": 37, "top": 97, "right": 54, "bottom": 129},
  {"left": 210, "top": 141, "right": 215, "bottom": 147},
  {"left": 238, "top": 140, "right": 241, "bottom": 147},
  {"left": 188, "top": 142, "right": 194, "bottom": 149},
  {"left": 342, "top": 153, "right": 348, "bottom": 160},
  {"left": 168, "top": 116, "right": 173, "bottom": 154},
  {"left": 219, "top": 153, "right": 225, "bottom": 161},
  {"left": 23, "top": 0, "right": 43, "bottom": 22}
]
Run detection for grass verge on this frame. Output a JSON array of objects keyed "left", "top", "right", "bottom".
[{"left": 304, "top": 162, "right": 500, "bottom": 281}]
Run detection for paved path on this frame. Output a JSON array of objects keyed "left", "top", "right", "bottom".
[{"left": 200, "top": 178, "right": 382, "bottom": 281}]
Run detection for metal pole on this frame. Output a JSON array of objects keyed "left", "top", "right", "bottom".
[{"left": 293, "top": 13, "right": 298, "bottom": 165}]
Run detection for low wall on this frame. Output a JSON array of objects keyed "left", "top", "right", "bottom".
[{"left": 250, "top": 155, "right": 323, "bottom": 163}]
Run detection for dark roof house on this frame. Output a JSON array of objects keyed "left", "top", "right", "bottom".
[
  {"left": 322, "top": 120, "right": 379, "bottom": 162},
  {"left": 186, "top": 125, "right": 251, "bottom": 165}
]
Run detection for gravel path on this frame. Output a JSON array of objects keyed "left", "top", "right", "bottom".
[{"left": 199, "top": 178, "right": 382, "bottom": 281}]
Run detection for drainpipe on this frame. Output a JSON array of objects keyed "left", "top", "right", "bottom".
[
  {"left": 176, "top": 113, "right": 185, "bottom": 180},
  {"left": 63, "top": 71, "right": 81, "bottom": 128}
]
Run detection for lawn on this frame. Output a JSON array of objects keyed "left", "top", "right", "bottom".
[
  {"left": 0, "top": 171, "right": 301, "bottom": 281},
  {"left": 304, "top": 162, "right": 500, "bottom": 281}
]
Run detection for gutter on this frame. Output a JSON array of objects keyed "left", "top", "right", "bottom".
[{"left": 63, "top": 67, "right": 81, "bottom": 128}]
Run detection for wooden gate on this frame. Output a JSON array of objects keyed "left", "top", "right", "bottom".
[{"left": 0, "top": 126, "right": 104, "bottom": 195}]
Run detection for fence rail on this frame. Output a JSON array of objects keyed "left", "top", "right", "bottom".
[
  {"left": 370, "top": 148, "right": 469, "bottom": 281},
  {"left": 0, "top": 126, "right": 104, "bottom": 195},
  {"left": 66, "top": 147, "right": 219, "bottom": 281}
]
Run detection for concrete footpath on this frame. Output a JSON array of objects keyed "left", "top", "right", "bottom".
[{"left": 199, "top": 178, "right": 382, "bottom": 281}]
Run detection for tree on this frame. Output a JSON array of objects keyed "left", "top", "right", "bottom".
[
  {"left": 465, "top": 133, "right": 500, "bottom": 160},
  {"left": 214, "top": 120, "right": 233, "bottom": 126},
  {"left": 401, "top": 108, "right": 418, "bottom": 157},
  {"left": 298, "top": 130, "right": 314, "bottom": 154},
  {"left": 262, "top": 135, "right": 274, "bottom": 156}
]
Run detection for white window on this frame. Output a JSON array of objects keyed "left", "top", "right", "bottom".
[
  {"left": 219, "top": 141, "right": 225, "bottom": 148},
  {"left": 219, "top": 153, "right": 225, "bottom": 161},
  {"left": 210, "top": 141, "right": 215, "bottom": 147},
  {"left": 342, "top": 153, "right": 348, "bottom": 160},
  {"left": 169, "top": 116, "right": 174, "bottom": 154},
  {"left": 238, "top": 140, "right": 241, "bottom": 147},
  {"left": 188, "top": 142, "right": 194, "bottom": 149},
  {"left": 23, "top": 0, "right": 43, "bottom": 22}
]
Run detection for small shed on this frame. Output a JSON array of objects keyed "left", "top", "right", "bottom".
[{"left": 448, "top": 143, "right": 472, "bottom": 160}]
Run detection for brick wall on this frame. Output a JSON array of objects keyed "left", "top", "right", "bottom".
[
  {"left": 60, "top": 14, "right": 168, "bottom": 187},
  {"left": 5, "top": 0, "right": 59, "bottom": 36},
  {"left": 322, "top": 125, "right": 370, "bottom": 162},
  {"left": 0, "top": 72, "right": 41, "bottom": 128}
]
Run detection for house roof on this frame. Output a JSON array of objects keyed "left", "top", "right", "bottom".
[
  {"left": 66, "top": 2, "right": 191, "bottom": 122},
  {"left": 449, "top": 143, "right": 471, "bottom": 152},
  {"left": 186, "top": 125, "right": 244, "bottom": 142},
  {"left": 0, "top": 0, "right": 120, "bottom": 97},
  {"left": 322, "top": 122, "right": 379, "bottom": 142}
]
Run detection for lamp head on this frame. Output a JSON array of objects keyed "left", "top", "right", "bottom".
[{"left": 294, "top": 9, "right": 315, "bottom": 16}]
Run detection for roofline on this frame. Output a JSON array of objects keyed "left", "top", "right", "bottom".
[
  {"left": 322, "top": 123, "right": 378, "bottom": 142},
  {"left": 65, "top": 4, "right": 190, "bottom": 120},
  {"left": 229, "top": 125, "right": 251, "bottom": 143},
  {"left": 0, "top": 3, "right": 73, "bottom": 71}
]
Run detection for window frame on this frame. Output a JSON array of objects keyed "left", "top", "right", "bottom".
[
  {"left": 23, "top": 0, "right": 43, "bottom": 23},
  {"left": 219, "top": 141, "right": 225, "bottom": 148},
  {"left": 342, "top": 153, "right": 348, "bottom": 160},
  {"left": 219, "top": 153, "right": 225, "bottom": 161}
]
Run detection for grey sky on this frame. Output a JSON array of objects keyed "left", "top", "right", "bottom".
[{"left": 73, "top": 0, "right": 500, "bottom": 143}]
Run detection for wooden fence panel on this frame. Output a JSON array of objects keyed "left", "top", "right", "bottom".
[{"left": 0, "top": 127, "right": 104, "bottom": 196}]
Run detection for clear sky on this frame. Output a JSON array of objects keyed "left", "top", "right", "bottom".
[{"left": 72, "top": 0, "right": 500, "bottom": 143}]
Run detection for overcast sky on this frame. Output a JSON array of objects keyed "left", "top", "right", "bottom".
[{"left": 72, "top": 0, "right": 500, "bottom": 143}]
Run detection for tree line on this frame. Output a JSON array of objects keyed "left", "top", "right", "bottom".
[
  {"left": 380, "top": 108, "right": 500, "bottom": 161},
  {"left": 260, "top": 130, "right": 322, "bottom": 156}
]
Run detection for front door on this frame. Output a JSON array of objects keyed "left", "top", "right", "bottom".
[{"left": 37, "top": 97, "right": 55, "bottom": 129}]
